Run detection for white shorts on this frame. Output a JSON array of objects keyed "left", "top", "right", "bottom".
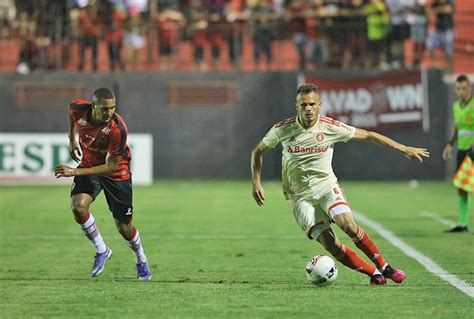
[{"left": 291, "top": 185, "right": 351, "bottom": 240}]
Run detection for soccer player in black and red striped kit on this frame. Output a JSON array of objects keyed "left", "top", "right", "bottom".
[{"left": 55, "top": 88, "right": 151, "bottom": 280}]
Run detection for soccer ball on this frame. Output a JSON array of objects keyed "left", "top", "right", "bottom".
[{"left": 305, "top": 255, "right": 338, "bottom": 286}]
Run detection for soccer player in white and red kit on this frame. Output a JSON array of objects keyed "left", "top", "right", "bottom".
[
  {"left": 251, "top": 84, "right": 430, "bottom": 285},
  {"left": 55, "top": 88, "right": 151, "bottom": 280}
]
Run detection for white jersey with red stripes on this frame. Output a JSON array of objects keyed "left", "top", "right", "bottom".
[{"left": 262, "top": 115, "right": 356, "bottom": 199}]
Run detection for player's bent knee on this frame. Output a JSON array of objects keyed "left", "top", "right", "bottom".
[
  {"left": 320, "top": 241, "right": 340, "bottom": 256},
  {"left": 70, "top": 200, "right": 90, "bottom": 216},
  {"left": 115, "top": 219, "right": 134, "bottom": 239},
  {"left": 70, "top": 194, "right": 92, "bottom": 216},
  {"left": 340, "top": 222, "right": 358, "bottom": 237},
  {"left": 332, "top": 214, "right": 358, "bottom": 236},
  {"left": 316, "top": 233, "right": 338, "bottom": 252}
]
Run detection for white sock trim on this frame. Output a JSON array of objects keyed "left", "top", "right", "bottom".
[
  {"left": 78, "top": 214, "right": 94, "bottom": 229},
  {"left": 77, "top": 213, "right": 106, "bottom": 253},
  {"left": 127, "top": 230, "right": 147, "bottom": 263}
]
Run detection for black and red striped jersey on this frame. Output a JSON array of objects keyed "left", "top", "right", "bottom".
[{"left": 69, "top": 99, "right": 132, "bottom": 181}]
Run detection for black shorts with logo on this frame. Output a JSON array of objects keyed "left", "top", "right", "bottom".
[{"left": 71, "top": 174, "right": 133, "bottom": 223}]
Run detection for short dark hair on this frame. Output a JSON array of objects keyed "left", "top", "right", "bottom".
[
  {"left": 296, "top": 83, "right": 319, "bottom": 96},
  {"left": 456, "top": 75, "right": 470, "bottom": 84},
  {"left": 93, "top": 88, "right": 115, "bottom": 101}
]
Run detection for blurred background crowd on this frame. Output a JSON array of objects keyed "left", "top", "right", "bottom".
[{"left": 0, "top": 0, "right": 464, "bottom": 74}]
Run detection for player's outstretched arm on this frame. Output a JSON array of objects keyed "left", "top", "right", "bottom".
[
  {"left": 352, "top": 128, "right": 430, "bottom": 162},
  {"left": 251, "top": 142, "right": 270, "bottom": 206},
  {"left": 55, "top": 153, "right": 120, "bottom": 178}
]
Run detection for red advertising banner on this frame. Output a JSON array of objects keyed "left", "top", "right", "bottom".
[{"left": 305, "top": 71, "right": 427, "bottom": 131}]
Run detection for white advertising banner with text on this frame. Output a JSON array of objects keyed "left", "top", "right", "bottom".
[{"left": 0, "top": 133, "right": 153, "bottom": 185}]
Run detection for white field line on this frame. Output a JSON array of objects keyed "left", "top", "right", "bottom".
[
  {"left": 353, "top": 210, "right": 474, "bottom": 299},
  {"left": 418, "top": 211, "right": 457, "bottom": 227}
]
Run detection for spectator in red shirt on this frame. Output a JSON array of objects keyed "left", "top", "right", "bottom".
[
  {"left": 104, "top": 8, "right": 125, "bottom": 72},
  {"left": 156, "top": 8, "right": 185, "bottom": 71},
  {"left": 78, "top": 5, "right": 100, "bottom": 71},
  {"left": 208, "top": 12, "right": 225, "bottom": 70}
]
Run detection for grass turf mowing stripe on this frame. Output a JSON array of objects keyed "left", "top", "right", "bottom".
[{"left": 353, "top": 210, "right": 474, "bottom": 299}]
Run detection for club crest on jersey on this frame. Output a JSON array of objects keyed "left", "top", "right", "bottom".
[
  {"left": 101, "top": 127, "right": 111, "bottom": 135},
  {"left": 78, "top": 118, "right": 87, "bottom": 126},
  {"left": 315, "top": 133, "right": 325, "bottom": 142}
]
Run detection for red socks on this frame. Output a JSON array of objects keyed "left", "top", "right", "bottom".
[
  {"left": 334, "top": 243, "right": 376, "bottom": 276},
  {"left": 351, "top": 227, "right": 386, "bottom": 269}
]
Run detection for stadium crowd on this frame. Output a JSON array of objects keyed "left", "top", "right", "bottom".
[{"left": 0, "top": 0, "right": 454, "bottom": 73}]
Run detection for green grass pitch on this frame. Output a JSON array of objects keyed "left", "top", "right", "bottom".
[{"left": 1, "top": 181, "right": 473, "bottom": 318}]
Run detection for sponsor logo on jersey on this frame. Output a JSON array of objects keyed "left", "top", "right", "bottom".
[
  {"left": 80, "top": 142, "right": 107, "bottom": 154},
  {"left": 287, "top": 145, "right": 329, "bottom": 153}
]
